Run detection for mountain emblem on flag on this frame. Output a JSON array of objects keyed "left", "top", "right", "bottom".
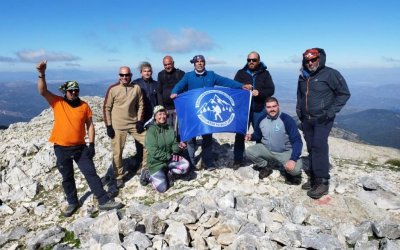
[{"left": 195, "top": 89, "right": 235, "bottom": 127}]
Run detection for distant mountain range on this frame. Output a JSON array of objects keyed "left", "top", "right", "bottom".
[
  {"left": 335, "top": 109, "right": 400, "bottom": 149},
  {"left": 1, "top": 80, "right": 399, "bottom": 149}
]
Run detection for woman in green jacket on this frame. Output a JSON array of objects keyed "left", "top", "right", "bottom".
[{"left": 142, "top": 105, "right": 189, "bottom": 192}]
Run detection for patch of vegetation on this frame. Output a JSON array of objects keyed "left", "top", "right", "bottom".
[
  {"left": 61, "top": 230, "right": 81, "bottom": 248},
  {"left": 385, "top": 158, "right": 400, "bottom": 168}
]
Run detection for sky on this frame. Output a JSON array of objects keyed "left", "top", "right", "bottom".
[{"left": 0, "top": 0, "right": 399, "bottom": 83}]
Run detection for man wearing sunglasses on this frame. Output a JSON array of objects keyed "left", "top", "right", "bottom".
[
  {"left": 233, "top": 51, "right": 275, "bottom": 169},
  {"left": 103, "top": 66, "right": 146, "bottom": 189},
  {"left": 36, "top": 61, "right": 123, "bottom": 217},
  {"left": 296, "top": 48, "right": 351, "bottom": 199}
]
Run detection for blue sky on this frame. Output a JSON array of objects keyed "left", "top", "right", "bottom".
[{"left": 0, "top": 0, "right": 399, "bottom": 82}]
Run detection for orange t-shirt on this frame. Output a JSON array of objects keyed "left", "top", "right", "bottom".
[{"left": 49, "top": 96, "right": 92, "bottom": 146}]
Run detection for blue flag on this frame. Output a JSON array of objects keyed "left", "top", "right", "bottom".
[{"left": 174, "top": 87, "right": 251, "bottom": 141}]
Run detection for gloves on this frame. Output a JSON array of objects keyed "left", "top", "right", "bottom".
[
  {"left": 106, "top": 125, "right": 115, "bottom": 139},
  {"left": 88, "top": 143, "right": 95, "bottom": 159},
  {"left": 317, "top": 114, "right": 332, "bottom": 124},
  {"left": 136, "top": 121, "right": 145, "bottom": 134}
]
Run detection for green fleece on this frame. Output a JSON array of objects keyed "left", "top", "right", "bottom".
[{"left": 144, "top": 123, "right": 180, "bottom": 174}]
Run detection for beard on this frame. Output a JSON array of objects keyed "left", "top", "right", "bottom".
[{"left": 64, "top": 96, "right": 81, "bottom": 108}]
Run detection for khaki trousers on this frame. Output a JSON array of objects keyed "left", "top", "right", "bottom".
[{"left": 111, "top": 128, "right": 147, "bottom": 180}]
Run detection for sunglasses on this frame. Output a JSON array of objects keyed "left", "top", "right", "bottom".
[
  {"left": 247, "top": 58, "right": 258, "bottom": 63},
  {"left": 119, "top": 73, "right": 131, "bottom": 77},
  {"left": 306, "top": 57, "right": 319, "bottom": 63},
  {"left": 67, "top": 89, "right": 79, "bottom": 93}
]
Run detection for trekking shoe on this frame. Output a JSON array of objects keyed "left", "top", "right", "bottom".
[
  {"left": 63, "top": 203, "right": 80, "bottom": 217},
  {"left": 285, "top": 174, "right": 302, "bottom": 185},
  {"left": 140, "top": 168, "right": 150, "bottom": 186},
  {"left": 258, "top": 168, "right": 273, "bottom": 179},
  {"left": 301, "top": 179, "right": 312, "bottom": 190},
  {"left": 99, "top": 200, "right": 124, "bottom": 211},
  {"left": 116, "top": 179, "right": 124, "bottom": 189},
  {"left": 307, "top": 179, "right": 329, "bottom": 199},
  {"left": 232, "top": 160, "right": 243, "bottom": 170},
  {"left": 203, "top": 162, "right": 217, "bottom": 171},
  {"left": 180, "top": 170, "right": 196, "bottom": 181}
]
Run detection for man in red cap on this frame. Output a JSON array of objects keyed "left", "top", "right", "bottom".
[{"left": 296, "top": 48, "right": 351, "bottom": 199}]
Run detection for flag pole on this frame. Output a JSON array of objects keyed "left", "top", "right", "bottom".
[{"left": 246, "top": 89, "right": 253, "bottom": 134}]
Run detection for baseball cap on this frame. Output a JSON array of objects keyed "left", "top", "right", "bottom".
[{"left": 190, "top": 55, "right": 205, "bottom": 64}]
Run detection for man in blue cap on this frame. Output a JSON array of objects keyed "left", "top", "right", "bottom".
[{"left": 170, "top": 55, "right": 252, "bottom": 170}]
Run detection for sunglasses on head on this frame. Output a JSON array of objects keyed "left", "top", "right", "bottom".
[
  {"left": 119, "top": 73, "right": 131, "bottom": 77},
  {"left": 247, "top": 58, "right": 258, "bottom": 63}
]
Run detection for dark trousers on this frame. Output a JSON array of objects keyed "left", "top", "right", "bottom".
[
  {"left": 302, "top": 119, "right": 333, "bottom": 179},
  {"left": 234, "top": 109, "right": 266, "bottom": 162},
  {"left": 187, "top": 134, "right": 213, "bottom": 167},
  {"left": 54, "top": 145, "right": 109, "bottom": 205}
]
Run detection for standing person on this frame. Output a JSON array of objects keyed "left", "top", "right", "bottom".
[
  {"left": 103, "top": 66, "right": 147, "bottom": 189},
  {"left": 296, "top": 48, "right": 351, "bottom": 199},
  {"left": 170, "top": 55, "right": 252, "bottom": 170},
  {"left": 157, "top": 55, "right": 185, "bottom": 129},
  {"left": 245, "top": 97, "right": 303, "bottom": 184},
  {"left": 134, "top": 62, "right": 158, "bottom": 164},
  {"left": 233, "top": 51, "right": 275, "bottom": 168},
  {"left": 142, "top": 105, "right": 190, "bottom": 193},
  {"left": 36, "top": 60, "right": 123, "bottom": 217}
]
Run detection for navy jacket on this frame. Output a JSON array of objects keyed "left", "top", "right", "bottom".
[
  {"left": 252, "top": 112, "right": 302, "bottom": 161},
  {"left": 296, "top": 48, "right": 351, "bottom": 120}
]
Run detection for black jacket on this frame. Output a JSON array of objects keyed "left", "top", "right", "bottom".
[
  {"left": 157, "top": 68, "right": 185, "bottom": 110},
  {"left": 296, "top": 48, "right": 351, "bottom": 120},
  {"left": 234, "top": 62, "right": 275, "bottom": 112},
  {"left": 134, "top": 78, "right": 158, "bottom": 122}
]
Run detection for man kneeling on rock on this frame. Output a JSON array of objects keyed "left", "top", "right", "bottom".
[
  {"left": 245, "top": 97, "right": 303, "bottom": 185},
  {"left": 36, "top": 60, "right": 123, "bottom": 217}
]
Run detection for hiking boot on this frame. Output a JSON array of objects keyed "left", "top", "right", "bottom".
[
  {"left": 258, "top": 168, "right": 273, "bottom": 179},
  {"left": 180, "top": 170, "right": 196, "bottom": 181},
  {"left": 204, "top": 162, "right": 217, "bottom": 171},
  {"left": 140, "top": 168, "right": 150, "bottom": 186},
  {"left": 116, "top": 179, "right": 124, "bottom": 189},
  {"left": 307, "top": 179, "right": 329, "bottom": 199},
  {"left": 285, "top": 174, "right": 302, "bottom": 185},
  {"left": 232, "top": 160, "right": 243, "bottom": 170},
  {"left": 301, "top": 178, "right": 312, "bottom": 190},
  {"left": 99, "top": 200, "right": 124, "bottom": 211},
  {"left": 63, "top": 203, "right": 80, "bottom": 217}
]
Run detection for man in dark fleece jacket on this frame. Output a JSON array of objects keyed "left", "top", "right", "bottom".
[
  {"left": 245, "top": 97, "right": 303, "bottom": 185},
  {"left": 233, "top": 51, "right": 275, "bottom": 167},
  {"left": 296, "top": 48, "right": 350, "bottom": 199}
]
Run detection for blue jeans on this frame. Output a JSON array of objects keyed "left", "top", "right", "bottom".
[
  {"left": 302, "top": 118, "right": 333, "bottom": 179},
  {"left": 234, "top": 109, "right": 266, "bottom": 162},
  {"left": 54, "top": 145, "right": 109, "bottom": 205}
]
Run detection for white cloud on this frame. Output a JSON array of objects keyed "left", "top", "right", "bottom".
[
  {"left": 0, "top": 56, "right": 17, "bottom": 62},
  {"left": 16, "top": 49, "right": 80, "bottom": 63},
  {"left": 382, "top": 56, "right": 400, "bottom": 63},
  {"left": 149, "top": 28, "right": 216, "bottom": 53}
]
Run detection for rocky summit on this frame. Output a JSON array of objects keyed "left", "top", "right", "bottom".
[{"left": 0, "top": 96, "right": 399, "bottom": 250}]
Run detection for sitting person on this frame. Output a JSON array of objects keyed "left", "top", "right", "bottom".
[
  {"left": 142, "top": 105, "right": 189, "bottom": 192},
  {"left": 245, "top": 97, "right": 303, "bottom": 185}
]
